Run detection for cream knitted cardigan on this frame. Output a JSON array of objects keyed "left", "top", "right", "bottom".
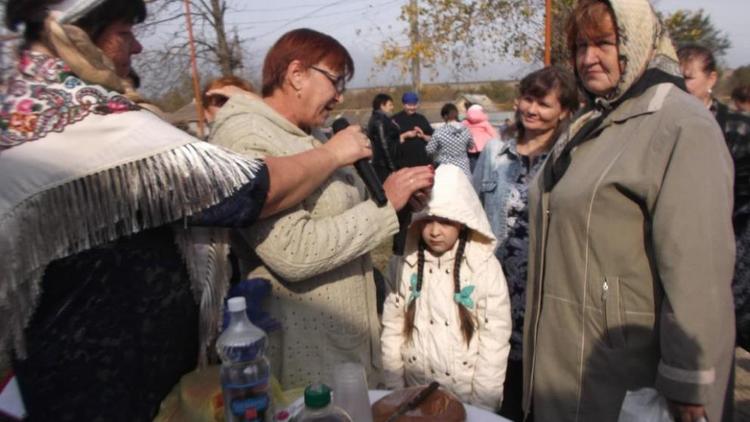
[{"left": 210, "top": 95, "right": 400, "bottom": 389}]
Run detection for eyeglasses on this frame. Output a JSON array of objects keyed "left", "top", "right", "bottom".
[
  {"left": 310, "top": 65, "right": 346, "bottom": 94},
  {"left": 206, "top": 94, "right": 229, "bottom": 108}
]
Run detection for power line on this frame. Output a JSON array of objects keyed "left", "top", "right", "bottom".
[
  {"left": 233, "top": 1, "right": 391, "bottom": 28},
  {"left": 241, "top": 0, "right": 369, "bottom": 13},
  {"left": 313, "top": 0, "right": 403, "bottom": 36},
  {"left": 246, "top": 0, "right": 353, "bottom": 41}
]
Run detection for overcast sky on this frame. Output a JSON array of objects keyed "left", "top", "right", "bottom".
[{"left": 144, "top": 0, "right": 750, "bottom": 88}]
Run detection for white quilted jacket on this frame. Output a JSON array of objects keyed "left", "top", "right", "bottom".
[{"left": 381, "top": 165, "right": 511, "bottom": 410}]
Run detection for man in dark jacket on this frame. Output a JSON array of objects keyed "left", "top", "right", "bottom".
[
  {"left": 389, "top": 92, "right": 434, "bottom": 255},
  {"left": 392, "top": 92, "right": 434, "bottom": 168},
  {"left": 367, "top": 93, "right": 401, "bottom": 182}
]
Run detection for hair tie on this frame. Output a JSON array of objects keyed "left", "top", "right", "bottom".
[{"left": 408, "top": 274, "right": 421, "bottom": 304}]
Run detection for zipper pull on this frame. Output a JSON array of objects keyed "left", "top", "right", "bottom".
[{"left": 602, "top": 279, "right": 609, "bottom": 302}]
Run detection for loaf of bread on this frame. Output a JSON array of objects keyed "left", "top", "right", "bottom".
[{"left": 371, "top": 386, "right": 467, "bottom": 422}]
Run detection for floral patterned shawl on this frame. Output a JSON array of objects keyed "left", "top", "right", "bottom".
[
  {"left": 0, "top": 50, "right": 260, "bottom": 368},
  {"left": 1, "top": 50, "right": 139, "bottom": 148}
]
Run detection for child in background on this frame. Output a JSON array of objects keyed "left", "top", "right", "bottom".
[
  {"left": 381, "top": 164, "right": 511, "bottom": 411},
  {"left": 463, "top": 104, "right": 500, "bottom": 171},
  {"left": 426, "top": 103, "right": 474, "bottom": 176}
]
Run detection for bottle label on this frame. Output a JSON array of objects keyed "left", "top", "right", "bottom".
[
  {"left": 222, "top": 342, "right": 266, "bottom": 362},
  {"left": 223, "top": 379, "right": 270, "bottom": 422}
]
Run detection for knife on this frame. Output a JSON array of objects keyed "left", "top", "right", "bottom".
[{"left": 384, "top": 381, "right": 440, "bottom": 422}]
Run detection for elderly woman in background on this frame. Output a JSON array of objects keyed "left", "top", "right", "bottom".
[
  {"left": 202, "top": 75, "right": 255, "bottom": 124},
  {"left": 678, "top": 44, "right": 750, "bottom": 353},
  {"left": 524, "top": 1, "right": 735, "bottom": 421},
  {"left": 0, "top": 1, "right": 374, "bottom": 420},
  {"left": 209, "top": 28, "right": 433, "bottom": 390},
  {"left": 677, "top": 45, "right": 750, "bottom": 158},
  {"left": 471, "top": 65, "right": 578, "bottom": 421}
]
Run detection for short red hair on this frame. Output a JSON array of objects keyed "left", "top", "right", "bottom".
[
  {"left": 261, "top": 28, "right": 354, "bottom": 97},
  {"left": 566, "top": 0, "right": 618, "bottom": 64},
  {"left": 202, "top": 75, "right": 254, "bottom": 105}
]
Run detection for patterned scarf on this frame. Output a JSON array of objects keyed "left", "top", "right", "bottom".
[{"left": 0, "top": 50, "right": 139, "bottom": 148}]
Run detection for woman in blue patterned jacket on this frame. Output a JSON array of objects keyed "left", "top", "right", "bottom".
[{"left": 471, "top": 65, "right": 578, "bottom": 421}]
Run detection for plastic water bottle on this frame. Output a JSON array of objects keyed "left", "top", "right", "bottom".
[
  {"left": 296, "top": 384, "right": 352, "bottom": 422},
  {"left": 217, "top": 296, "right": 271, "bottom": 422}
]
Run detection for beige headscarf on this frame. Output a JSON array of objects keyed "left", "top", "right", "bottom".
[
  {"left": 42, "top": 2, "right": 146, "bottom": 104},
  {"left": 599, "top": 0, "right": 680, "bottom": 105},
  {"left": 545, "top": 0, "right": 683, "bottom": 190}
]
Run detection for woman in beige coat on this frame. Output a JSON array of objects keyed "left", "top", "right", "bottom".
[
  {"left": 210, "top": 28, "right": 433, "bottom": 390},
  {"left": 524, "top": 1, "right": 735, "bottom": 421}
]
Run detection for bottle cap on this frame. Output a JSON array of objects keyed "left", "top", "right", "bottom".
[
  {"left": 304, "top": 383, "right": 332, "bottom": 409},
  {"left": 227, "top": 297, "right": 247, "bottom": 312}
]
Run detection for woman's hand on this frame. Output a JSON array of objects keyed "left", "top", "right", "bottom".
[
  {"left": 668, "top": 400, "right": 707, "bottom": 422},
  {"left": 383, "top": 166, "right": 434, "bottom": 211},
  {"left": 408, "top": 188, "right": 431, "bottom": 211},
  {"left": 321, "top": 125, "right": 373, "bottom": 167}
]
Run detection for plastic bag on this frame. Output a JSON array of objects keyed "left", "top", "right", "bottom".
[{"left": 617, "top": 388, "right": 675, "bottom": 422}]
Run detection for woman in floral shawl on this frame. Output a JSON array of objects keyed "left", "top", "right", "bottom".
[{"left": 0, "top": 0, "right": 374, "bottom": 420}]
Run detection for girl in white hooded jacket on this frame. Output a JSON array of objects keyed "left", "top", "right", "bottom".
[{"left": 381, "top": 164, "right": 511, "bottom": 410}]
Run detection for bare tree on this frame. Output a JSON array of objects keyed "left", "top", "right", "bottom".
[{"left": 134, "top": 0, "right": 250, "bottom": 101}]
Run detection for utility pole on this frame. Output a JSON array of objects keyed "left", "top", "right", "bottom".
[
  {"left": 545, "top": 0, "right": 552, "bottom": 65},
  {"left": 408, "top": 0, "right": 421, "bottom": 92},
  {"left": 183, "top": 0, "right": 206, "bottom": 138}
]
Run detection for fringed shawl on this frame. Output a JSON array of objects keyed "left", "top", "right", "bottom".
[{"left": 0, "top": 52, "right": 261, "bottom": 367}]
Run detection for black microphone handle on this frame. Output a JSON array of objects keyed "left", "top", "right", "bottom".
[
  {"left": 354, "top": 159, "right": 388, "bottom": 206},
  {"left": 330, "top": 119, "right": 388, "bottom": 206}
]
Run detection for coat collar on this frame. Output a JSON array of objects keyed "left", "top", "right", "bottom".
[
  {"left": 600, "top": 82, "right": 675, "bottom": 128},
  {"left": 219, "top": 94, "right": 314, "bottom": 141}
]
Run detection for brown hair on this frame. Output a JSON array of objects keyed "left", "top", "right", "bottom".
[
  {"left": 516, "top": 66, "right": 579, "bottom": 140},
  {"left": 677, "top": 44, "right": 718, "bottom": 74},
  {"left": 732, "top": 85, "right": 750, "bottom": 104},
  {"left": 261, "top": 28, "right": 354, "bottom": 97},
  {"left": 404, "top": 226, "right": 475, "bottom": 346},
  {"left": 519, "top": 66, "right": 579, "bottom": 113},
  {"left": 565, "top": 0, "right": 617, "bottom": 65},
  {"left": 202, "top": 75, "right": 254, "bottom": 107}
]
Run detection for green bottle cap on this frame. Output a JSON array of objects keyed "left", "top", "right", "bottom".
[{"left": 304, "top": 383, "right": 332, "bottom": 409}]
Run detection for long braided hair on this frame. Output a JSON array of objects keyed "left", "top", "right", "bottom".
[{"left": 403, "top": 226, "right": 476, "bottom": 346}]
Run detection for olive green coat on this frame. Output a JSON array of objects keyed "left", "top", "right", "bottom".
[{"left": 523, "top": 83, "right": 736, "bottom": 421}]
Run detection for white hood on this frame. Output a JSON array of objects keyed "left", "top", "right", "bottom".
[{"left": 407, "top": 164, "right": 496, "bottom": 253}]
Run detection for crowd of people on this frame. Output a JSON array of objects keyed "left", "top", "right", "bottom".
[{"left": 1, "top": 0, "right": 749, "bottom": 421}]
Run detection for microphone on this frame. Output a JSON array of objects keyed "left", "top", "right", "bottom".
[
  {"left": 334, "top": 120, "right": 388, "bottom": 206},
  {"left": 355, "top": 156, "right": 389, "bottom": 206}
]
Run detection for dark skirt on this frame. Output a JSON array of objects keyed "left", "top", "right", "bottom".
[
  {"left": 12, "top": 165, "right": 270, "bottom": 422},
  {"left": 14, "top": 226, "right": 200, "bottom": 422}
]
